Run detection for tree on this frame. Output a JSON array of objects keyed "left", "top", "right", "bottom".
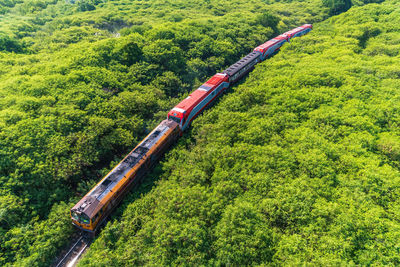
[
  {"left": 256, "top": 12, "right": 280, "bottom": 33},
  {"left": 0, "top": 34, "right": 23, "bottom": 52},
  {"left": 323, "top": 0, "right": 352, "bottom": 15}
]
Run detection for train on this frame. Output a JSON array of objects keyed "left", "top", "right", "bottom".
[
  {"left": 167, "top": 24, "right": 312, "bottom": 129},
  {"left": 70, "top": 24, "right": 312, "bottom": 234}
]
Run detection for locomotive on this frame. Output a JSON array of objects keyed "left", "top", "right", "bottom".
[
  {"left": 71, "top": 120, "right": 180, "bottom": 234},
  {"left": 71, "top": 24, "right": 312, "bottom": 234}
]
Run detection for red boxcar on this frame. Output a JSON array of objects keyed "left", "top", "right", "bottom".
[
  {"left": 168, "top": 73, "right": 229, "bottom": 130},
  {"left": 284, "top": 24, "right": 313, "bottom": 39},
  {"left": 254, "top": 24, "right": 312, "bottom": 59}
]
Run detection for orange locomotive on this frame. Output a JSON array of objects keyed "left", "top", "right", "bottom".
[{"left": 70, "top": 120, "right": 180, "bottom": 234}]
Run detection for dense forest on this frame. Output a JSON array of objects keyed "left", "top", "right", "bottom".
[
  {"left": 0, "top": 0, "right": 397, "bottom": 265},
  {"left": 80, "top": 0, "right": 400, "bottom": 265}
]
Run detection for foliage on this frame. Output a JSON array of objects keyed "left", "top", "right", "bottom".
[
  {"left": 0, "top": 0, "right": 338, "bottom": 265},
  {"left": 0, "top": 34, "right": 24, "bottom": 52},
  {"left": 256, "top": 12, "right": 280, "bottom": 32},
  {"left": 1, "top": 202, "right": 74, "bottom": 266},
  {"left": 80, "top": 0, "right": 400, "bottom": 265},
  {"left": 323, "top": 0, "right": 352, "bottom": 15},
  {"left": 0, "top": 0, "right": 394, "bottom": 265}
]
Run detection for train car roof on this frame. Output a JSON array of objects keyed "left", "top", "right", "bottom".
[
  {"left": 169, "top": 74, "right": 227, "bottom": 116},
  {"left": 206, "top": 73, "right": 228, "bottom": 85},
  {"left": 174, "top": 90, "right": 207, "bottom": 113},
  {"left": 198, "top": 73, "right": 228, "bottom": 92},
  {"left": 71, "top": 120, "right": 178, "bottom": 218},
  {"left": 285, "top": 27, "right": 304, "bottom": 34},
  {"left": 254, "top": 38, "right": 282, "bottom": 51},
  {"left": 285, "top": 25, "right": 311, "bottom": 35},
  {"left": 223, "top": 52, "right": 260, "bottom": 77}
]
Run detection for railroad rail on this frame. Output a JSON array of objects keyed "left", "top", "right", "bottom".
[{"left": 53, "top": 234, "right": 91, "bottom": 267}]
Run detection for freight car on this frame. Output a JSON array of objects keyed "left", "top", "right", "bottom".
[
  {"left": 71, "top": 24, "right": 312, "bottom": 233},
  {"left": 70, "top": 120, "right": 180, "bottom": 234}
]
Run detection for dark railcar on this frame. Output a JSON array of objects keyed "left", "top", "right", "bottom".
[{"left": 223, "top": 52, "right": 261, "bottom": 84}]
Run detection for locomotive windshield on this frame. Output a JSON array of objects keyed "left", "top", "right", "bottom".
[
  {"left": 72, "top": 211, "right": 90, "bottom": 224},
  {"left": 80, "top": 214, "right": 90, "bottom": 224},
  {"left": 72, "top": 211, "right": 79, "bottom": 221},
  {"left": 169, "top": 116, "right": 181, "bottom": 124}
]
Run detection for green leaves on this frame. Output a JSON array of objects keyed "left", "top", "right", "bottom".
[
  {"left": 214, "top": 201, "right": 274, "bottom": 265},
  {"left": 0, "top": 34, "right": 24, "bottom": 52},
  {"left": 322, "top": 0, "right": 352, "bottom": 15},
  {"left": 0, "top": 194, "right": 28, "bottom": 229},
  {"left": 0, "top": 0, "right": 397, "bottom": 265},
  {"left": 377, "top": 132, "right": 400, "bottom": 161},
  {"left": 143, "top": 39, "right": 185, "bottom": 72},
  {"left": 83, "top": 1, "right": 400, "bottom": 265},
  {"left": 256, "top": 12, "right": 280, "bottom": 32}
]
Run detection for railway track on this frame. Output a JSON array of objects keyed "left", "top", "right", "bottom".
[{"left": 53, "top": 234, "right": 91, "bottom": 267}]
